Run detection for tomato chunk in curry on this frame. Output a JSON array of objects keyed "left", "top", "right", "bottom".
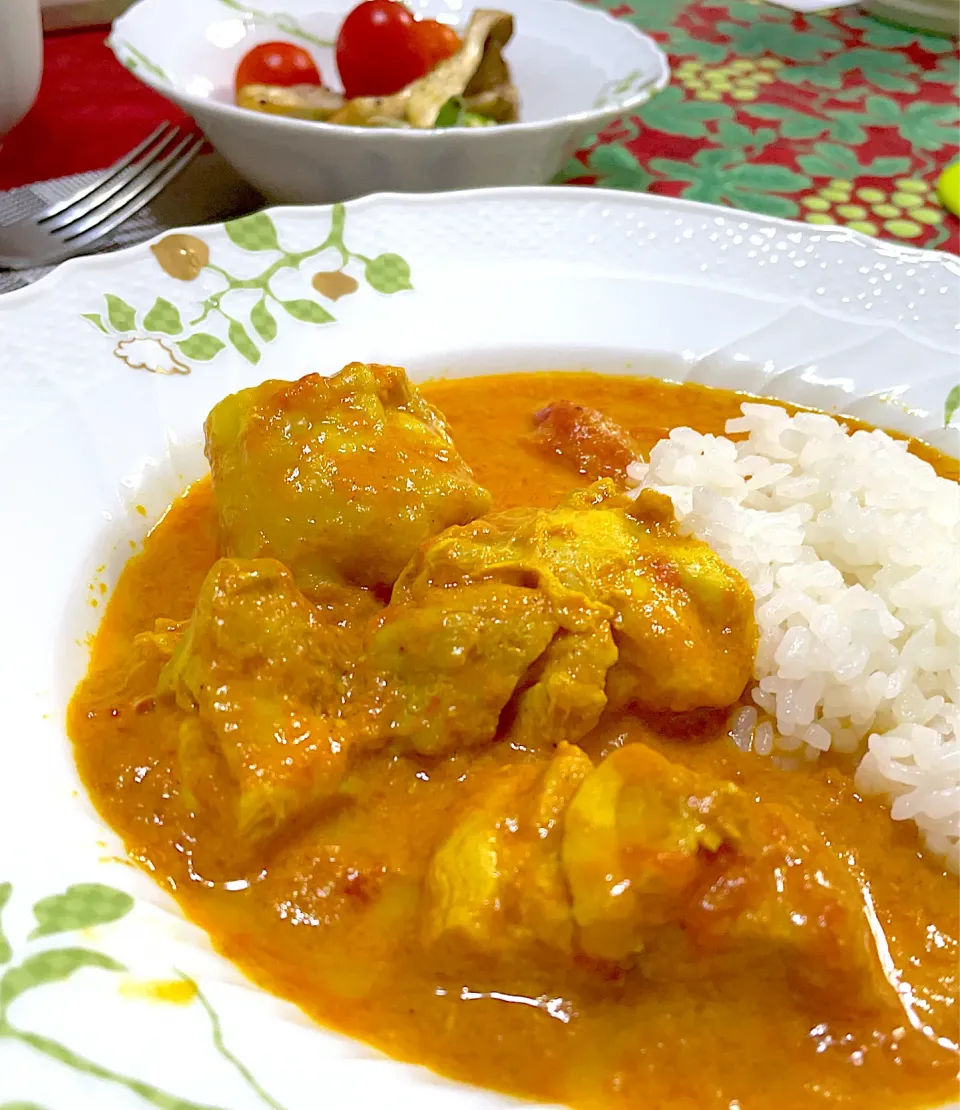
[{"left": 70, "top": 370, "right": 959, "bottom": 1110}]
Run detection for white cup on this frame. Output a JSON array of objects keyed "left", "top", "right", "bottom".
[{"left": 0, "top": 0, "right": 42, "bottom": 135}]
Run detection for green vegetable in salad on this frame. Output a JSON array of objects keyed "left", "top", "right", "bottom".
[{"left": 435, "top": 97, "right": 497, "bottom": 128}]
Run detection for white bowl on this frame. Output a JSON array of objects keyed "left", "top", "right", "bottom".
[{"left": 109, "top": 0, "right": 670, "bottom": 203}]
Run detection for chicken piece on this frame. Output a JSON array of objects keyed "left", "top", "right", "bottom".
[
  {"left": 562, "top": 744, "right": 888, "bottom": 1007},
  {"left": 531, "top": 400, "right": 642, "bottom": 482},
  {"left": 508, "top": 617, "right": 618, "bottom": 750},
  {"left": 157, "top": 558, "right": 368, "bottom": 846},
  {"left": 423, "top": 743, "right": 593, "bottom": 954},
  {"left": 359, "top": 581, "right": 617, "bottom": 756},
  {"left": 563, "top": 743, "right": 740, "bottom": 961},
  {"left": 424, "top": 742, "right": 888, "bottom": 1012},
  {"left": 394, "top": 480, "right": 756, "bottom": 714},
  {"left": 359, "top": 583, "right": 559, "bottom": 755},
  {"left": 204, "top": 364, "right": 491, "bottom": 593}
]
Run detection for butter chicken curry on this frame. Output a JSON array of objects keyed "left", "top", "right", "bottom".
[{"left": 70, "top": 368, "right": 959, "bottom": 1110}]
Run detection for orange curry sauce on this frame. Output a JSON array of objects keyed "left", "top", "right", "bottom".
[{"left": 69, "top": 373, "right": 959, "bottom": 1110}]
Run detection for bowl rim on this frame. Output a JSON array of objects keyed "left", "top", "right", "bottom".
[{"left": 108, "top": 0, "right": 672, "bottom": 140}]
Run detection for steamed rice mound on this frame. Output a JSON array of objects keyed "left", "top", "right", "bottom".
[{"left": 628, "top": 403, "right": 959, "bottom": 871}]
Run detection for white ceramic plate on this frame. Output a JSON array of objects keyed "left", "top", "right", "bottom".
[
  {"left": 0, "top": 187, "right": 957, "bottom": 1110},
  {"left": 109, "top": 0, "right": 670, "bottom": 202}
]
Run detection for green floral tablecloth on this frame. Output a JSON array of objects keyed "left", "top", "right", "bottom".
[{"left": 559, "top": 0, "right": 960, "bottom": 252}]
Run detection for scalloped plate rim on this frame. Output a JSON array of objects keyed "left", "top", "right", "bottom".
[{"left": 5, "top": 186, "right": 960, "bottom": 309}]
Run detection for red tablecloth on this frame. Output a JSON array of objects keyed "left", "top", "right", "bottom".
[
  {"left": 565, "top": 0, "right": 959, "bottom": 254},
  {"left": 0, "top": 29, "right": 192, "bottom": 190}
]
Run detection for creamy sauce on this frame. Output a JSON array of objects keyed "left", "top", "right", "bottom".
[{"left": 70, "top": 373, "right": 959, "bottom": 1110}]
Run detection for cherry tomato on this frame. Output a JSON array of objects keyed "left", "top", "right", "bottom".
[
  {"left": 415, "top": 19, "right": 461, "bottom": 69},
  {"left": 235, "top": 42, "right": 322, "bottom": 96},
  {"left": 336, "top": 0, "right": 429, "bottom": 99}
]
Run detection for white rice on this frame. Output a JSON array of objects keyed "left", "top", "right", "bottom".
[{"left": 627, "top": 403, "right": 960, "bottom": 871}]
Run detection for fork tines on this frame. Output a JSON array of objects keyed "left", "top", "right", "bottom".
[{"left": 37, "top": 123, "right": 203, "bottom": 247}]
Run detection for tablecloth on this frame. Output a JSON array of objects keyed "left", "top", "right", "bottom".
[
  {"left": 0, "top": 2, "right": 957, "bottom": 270},
  {"left": 561, "top": 0, "right": 959, "bottom": 252}
]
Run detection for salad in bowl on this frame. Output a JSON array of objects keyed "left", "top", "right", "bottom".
[
  {"left": 110, "top": 0, "right": 669, "bottom": 202},
  {"left": 236, "top": 3, "right": 520, "bottom": 129}
]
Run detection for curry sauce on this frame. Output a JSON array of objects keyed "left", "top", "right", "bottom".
[{"left": 69, "top": 372, "right": 959, "bottom": 1110}]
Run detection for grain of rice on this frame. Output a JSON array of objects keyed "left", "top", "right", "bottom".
[{"left": 729, "top": 705, "right": 758, "bottom": 752}]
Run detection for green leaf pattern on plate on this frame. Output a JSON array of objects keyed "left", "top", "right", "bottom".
[
  {"left": 365, "top": 253, "right": 413, "bottom": 294},
  {"left": 142, "top": 298, "right": 183, "bottom": 336},
  {"left": 228, "top": 319, "right": 262, "bottom": 365},
  {"left": 0, "top": 883, "right": 11, "bottom": 966},
  {"left": 250, "top": 298, "right": 278, "bottom": 343},
  {"left": 80, "top": 313, "right": 109, "bottom": 335},
  {"left": 83, "top": 203, "right": 413, "bottom": 373},
  {"left": 279, "top": 299, "right": 335, "bottom": 324},
  {"left": 0, "top": 883, "right": 287, "bottom": 1110},
  {"left": 224, "top": 212, "right": 281, "bottom": 253},
  {"left": 189, "top": 980, "right": 287, "bottom": 1110},
  {"left": 176, "top": 334, "right": 226, "bottom": 361},
  {"left": 0, "top": 948, "right": 125, "bottom": 1007},
  {"left": 104, "top": 295, "right": 137, "bottom": 333},
  {"left": 29, "top": 883, "right": 134, "bottom": 939}
]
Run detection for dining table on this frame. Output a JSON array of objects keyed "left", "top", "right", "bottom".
[{"left": 0, "top": 0, "right": 957, "bottom": 290}]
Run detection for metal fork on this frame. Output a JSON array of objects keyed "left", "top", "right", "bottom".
[{"left": 0, "top": 124, "right": 204, "bottom": 271}]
